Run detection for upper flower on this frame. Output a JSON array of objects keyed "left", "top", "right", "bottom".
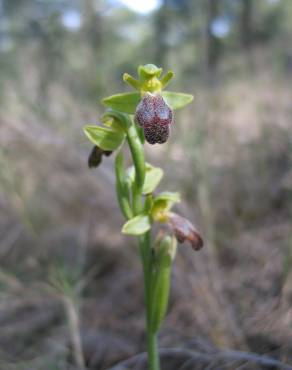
[{"left": 102, "top": 63, "right": 193, "bottom": 119}]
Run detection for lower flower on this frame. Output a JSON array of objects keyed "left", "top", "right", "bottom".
[{"left": 168, "top": 213, "right": 204, "bottom": 251}]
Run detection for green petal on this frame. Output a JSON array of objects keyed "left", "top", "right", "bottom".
[
  {"left": 83, "top": 125, "right": 125, "bottom": 151},
  {"left": 160, "top": 71, "right": 175, "bottom": 89},
  {"left": 154, "top": 191, "right": 181, "bottom": 203},
  {"left": 102, "top": 92, "right": 141, "bottom": 114},
  {"left": 161, "top": 91, "right": 193, "bottom": 110},
  {"left": 122, "top": 214, "right": 151, "bottom": 235}
]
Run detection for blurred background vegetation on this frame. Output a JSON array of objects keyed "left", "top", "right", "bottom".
[{"left": 0, "top": 0, "right": 292, "bottom": 369}]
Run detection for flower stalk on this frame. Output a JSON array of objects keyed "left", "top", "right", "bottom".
[{"left": 127, "top": 119, "right": 159, "bottom": 368}]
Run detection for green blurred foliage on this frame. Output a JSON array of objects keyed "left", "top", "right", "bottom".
[{"left": 1, "top": 0, "right": 292, "bottom": 110}]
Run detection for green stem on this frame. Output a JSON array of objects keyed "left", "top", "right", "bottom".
[
  {"left": 147, "top": 332, "right": 160, "bottom": 370},
  {"left": 139, "top": 233, "right": 152, "bottom": 313},
  {"left": 124, "top": 117, "right": 160, "bottom": 370},
  {"left": 139, "top": 233, "right": 160, "bottom": 370},
  {"left": 132, "top": 183, "right": 143, "bottom": 215},
  {"left": 126, "top": 123, "right": 145, "bottom": 191}
]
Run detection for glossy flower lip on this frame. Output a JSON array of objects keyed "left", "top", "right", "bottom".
[
  {"left": 144, "top": 123, "right": 169, "bottom": 144},
  {"left": 135, "top": 93, "right": 173, "bottom": 145}
]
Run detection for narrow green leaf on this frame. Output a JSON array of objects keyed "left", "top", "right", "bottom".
[
  {"left": 102, "top": 92, "right": 141, "bottom": 114},
  {"left": 151, "top": 235, "right": 177, "bottom": 333},
  {"left": 151, "top": 267, "right": 171, "bottom": 333},
  {"left": 83, "top": 125, "right": 125, "bottom": 151},
  {"left": 115, "top": 152, "right": 133, "bottom": 220},
  {"left": 162, "top": 91, "right": 193, "bottom": 110},
  {"left": 122, "top": 214, "right": 151, "bottom": 235}
]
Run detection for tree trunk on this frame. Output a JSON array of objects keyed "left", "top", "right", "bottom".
[
  {"left": 83, "top": 0, "right": 102, "bottom": 51},
  {"left": 240, "top": 0, "right": 253, "bottom": 49},
  {"left": 205, "top": 0, "right": 220, "bottom": 73},
  {"left": 154, "top": 0, "right": 169, "bottom": 67}
]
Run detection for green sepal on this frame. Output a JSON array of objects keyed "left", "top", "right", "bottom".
[
  {"left": 128, "top": 163, "right": 164, "bottom": 195},
  {"left": 122, "top": 214, "right": 151, "bottom": 235},
  {"left": 102, "top": 92, "right": 141, "bottom": 114},
  {"left": 151, "top": 192, "right": 181, "bottom": 222},
  {"left": 138, "top": 64, "right": 162, "bottom": 79},
  {"left": 102, "top": 91, "right": 193, "bottom": 114},
  {"left": 83, "top": 125, "right": 125, "bottom": 151},
  {"left": 102, "top": 116, "right": 124, "bottom": 132},
  {"left": 102, "top": 109, "right": 130, "bottom": 132},
  {"left": 154, "top": 191, "right": 181, "bottom": 204},
  {"left": 162, "top": 91, "right": 193, "bottom": 110}
]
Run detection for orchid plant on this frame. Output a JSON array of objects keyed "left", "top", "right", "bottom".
[{"left": 83, "top": 64, "right": 203, "bottom": 370}]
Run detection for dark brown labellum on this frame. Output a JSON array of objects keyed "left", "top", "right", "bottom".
[
  {"left": 135, "top": 93, "right": 173, "bottom": 145},
  {"left": 169, "top": 213, "right": 204, "bottom": 251},
  {"left": 144, "top": 122, "right": 169, "bottom": 144}
]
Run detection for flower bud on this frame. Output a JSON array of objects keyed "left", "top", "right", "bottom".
[
  {"left": 88, "top": 145, "right": 112, "bottom": 168},
  {"left": 169, "top": 213, "right": 204, "bottom": 251},
  {"left": 135, "top": 93, "right": 173, "bottom": 145},
  {"left": 155, "top": 230, "right": 177, "bottom": 268}
]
